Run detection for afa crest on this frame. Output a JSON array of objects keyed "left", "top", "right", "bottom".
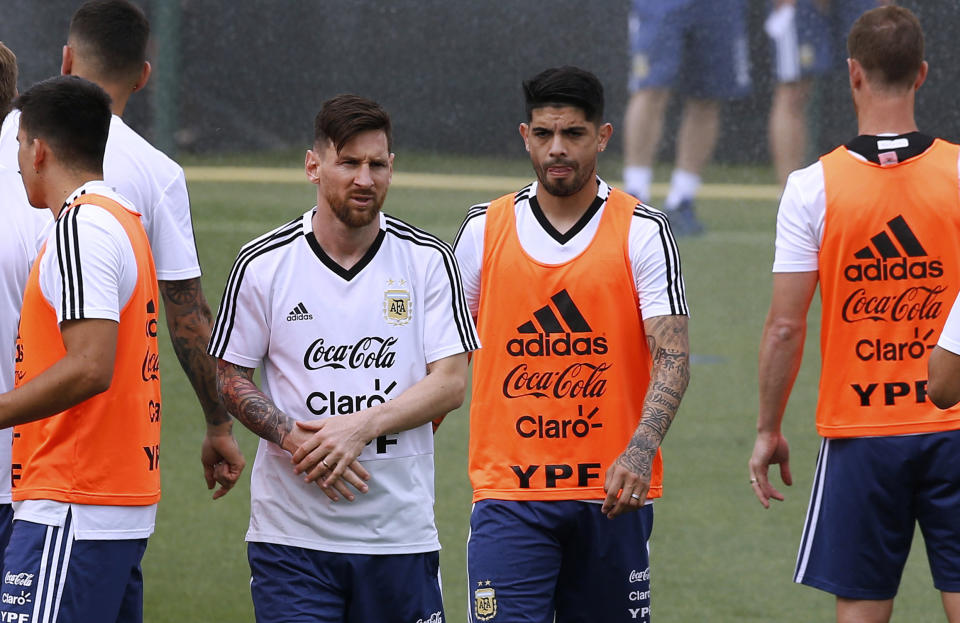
[
  {"left": 383, "top": 279, "right": 412, "bottom": 326},
  {"left": 474, "top": 582, "right": 496, "bottom": 621}
]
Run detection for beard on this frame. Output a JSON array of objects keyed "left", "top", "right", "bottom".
[
  {"left": 326, "top": 190, "right": 384, "bottom": 229},
  {"left": 533, "top": 158, "right": 592, "bottom": 197}
]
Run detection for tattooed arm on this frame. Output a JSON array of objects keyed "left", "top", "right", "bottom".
[
  {"left": 601, "top": 314, "right": 690, "bottom": 519},
  {"left": 215, "top": 360, "right": 369, "bottom": 502},
  {"left": 160, "top": 277, "right": 245, "bottom": 499}
]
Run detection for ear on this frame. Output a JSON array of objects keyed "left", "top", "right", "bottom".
[
  {"left": 597, "top": 122, "right": 613, "bottom": 152},
  {"left": 31, "top": 137, "right": 48, "bottom": 173},
  {"left": 914, "top": 60, "right": 928, "bottom": 91},
  {"left": 518, "top": 123, "right": 531, "bottom": 152},
  {"left": 304, "top": 148, "right": 322, "bottom": 184},
  {"left": 133, "top": 61, "right": 151, "bottom": 92},
  {"left": 387, "top": 152, "right": 395, "bottom": 184},
  {"left": 61, "top": 44, "right": 73, "bottom": 76},
  {"left": 847, "top": 57, "right": 864, "bottom": 92}
]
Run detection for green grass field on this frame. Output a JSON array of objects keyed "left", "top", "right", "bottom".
[{"left": 142, "top": 159, "right": 946, "bottom": 622}]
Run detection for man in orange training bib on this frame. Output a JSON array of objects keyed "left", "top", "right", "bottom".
[
  {"left": 455, "top": 66, "right": 690, "bottom": 623},
  {"left": 750, "top": 7, "right": 960, "bottom": 622},
  {"left": 0, "top": 76, "right": 161, "bottom": 623}
]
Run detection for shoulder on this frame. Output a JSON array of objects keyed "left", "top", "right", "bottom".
[
  {"left": 383, "top": 213, "right": 454, "bottom": 259},
  {"left": 230, "top": 214, "right": 305, "bottom": 274},
  {"left": 105, "top": 116, "right": 182, "bottom": 178},
  {"left": 629, "top": 200, "right": 674, "bottom": 241}
]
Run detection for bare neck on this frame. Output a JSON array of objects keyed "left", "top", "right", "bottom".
[
  {"left": 46, "top": 170, "right": 102, "bottom": 219},
  {"left": 310, "top": 203, "right": 381, "bottom": 267},
  {"left": 856, "top": 92, "right": 918, "bottom": 136}
]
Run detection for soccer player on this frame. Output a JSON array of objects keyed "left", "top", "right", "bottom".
[
  {"left": 209, "top": 94, "right": 478, "bottom": 623},
  {"left": 0, "top": 0, "right": 245, "bottom": 498},
  {"left": 0, "top": 42, "right": 50, "bottom": 573},
  {"left": 622, "top": 0, "right": 751, "bottom": 236},
  {"left": 0, "top": 75, "right": 161, "bottom": 623},
  {"left": 749, "top": 7, "right": 960, "bottom": 622},
  {"left": 456, "top": 66, "right": 690, "bottom": 622},
  {"left": 767, "top": 0, "right": 886, "bottom": 188}
]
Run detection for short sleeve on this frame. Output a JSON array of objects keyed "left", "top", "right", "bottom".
[
  {"left": 421, "top": 244, "right": 480, "bottom": 364},
  {"left": 146, "top": 168, "right": 202, "bottom": 281},
  {"left": 452, "top": 204, "right": 487, "bottom": 318},
  {"left": 630, "top": 205, "right": 689, "bottom": 319},
  {"left": 207, "top": 253, "right": 271, "bottom": 369},
  {"left": 773, "top": 163, "right": 826, "bottom": 273},
  {"left": 39, "top": 205, "right": 136, "bottom": 324}
]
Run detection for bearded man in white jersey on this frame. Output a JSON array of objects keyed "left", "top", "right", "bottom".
[{"left": 209, "top": 94, "right": 478, "bottom": 623}]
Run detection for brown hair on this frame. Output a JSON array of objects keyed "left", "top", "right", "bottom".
[
  {"left": 847, "top": 5, "right": 924, "bottom": 91},
  {"left": 314, "top": 94, "right": 392, "bottom": 153},
  {"left": 0, "top": 42, "right": 17, "bottom": 117}
]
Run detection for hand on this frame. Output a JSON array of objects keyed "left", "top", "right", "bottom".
[
  {"left": 201, "top": 422, "right": 246, "bottom": 500},
  {"left": 748, "top": 431, "right": 792, "bottom": 508},
  {"left": 284, "top": 418, "right": 371, "bottom": 501},
  {"left": 601, "top": 449, "right": 655, "bottom": 519}
]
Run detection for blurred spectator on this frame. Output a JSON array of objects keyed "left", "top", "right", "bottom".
[
  {"left": 622, "top": 0, "right": 751, "bottom": 236},
  {"left": 767, "top": 0, "right": 888, "bottom": 188}
]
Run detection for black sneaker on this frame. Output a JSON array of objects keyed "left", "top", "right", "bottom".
[{"left": 667, "top": 200, "right": 704, "bottom": 237}]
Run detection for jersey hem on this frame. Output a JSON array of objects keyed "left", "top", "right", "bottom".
[
  {"left": 12, "top": 489, "right": 161, "bottom": 505},
  {"left": 472, "top": 486, "right": 663, "bottom": 503},
  {"left": 817, "top": 419, "right": 960, "bottom": 438},
  {"left": 245, "top": 532, "right": 440, "bottom": 555}
]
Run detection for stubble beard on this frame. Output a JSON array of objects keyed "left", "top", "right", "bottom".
[
  {"left": 328, "top": 193, "right": 383, "bottom": 229},
  {"left": 534, "top": 160, "right": 591, "bottom": 198}
]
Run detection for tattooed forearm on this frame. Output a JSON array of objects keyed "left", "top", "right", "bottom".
[
  {"left": 617, "top": 315, "right": 690, "bottom": 476},
  {"left": 216, "top": 360, "right": 293, "bottom": 446},
  {"left": 160, "top": 278, "right": 230, "bottom": 426}
]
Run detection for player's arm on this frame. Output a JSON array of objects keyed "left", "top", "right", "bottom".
[
  {"left": 292, "top": 351, "right": 469, "bottom": 486},
  {"left": 928, "top": 345, "right": 960, "bottom": 409},
  {"left": 749, "top": 271, "right": 818, "bottom": 508},
  {"left": 0, "top": 318, "right": 117, "bottom": 428},
  {"left": 215, "top": 359, "right": 369, "bottom": 502},
  {"left": 602, "top": 314, "right": 690, "bottom": 519},
  {"left": 160, "top": 277, "right": 245, "bottom": 499}
]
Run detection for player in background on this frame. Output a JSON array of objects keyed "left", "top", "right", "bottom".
[
  {"left": 0, "top": 74, "right": 162, "bottom": 623},
  {"left": 0, "top": 42, "right": 51, "bottom": 573},
  {"left": 750, "top": 7, "right": 960, "bottom": 622},
  {"left": 209, "top": 94, "right": 478, "bottom": 623},
  {"left": 456, "top": 66, "right": 689, "bottom": 622},
  {"left": 0, "top": 0, "right": 245, "bottom": 499},
  {"left": 767, "top": 0, "right": 888, "bottom": 188},
  {"left": 622, "top": 0, "right": 751, "bottom": 236}
]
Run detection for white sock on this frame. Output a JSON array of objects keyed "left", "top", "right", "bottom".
[
  {"left": 623, "top": 166, "right": 653, "bottom": 203},
  {"left": 664, "top": 169, "right": 701, "bottom": 211}
]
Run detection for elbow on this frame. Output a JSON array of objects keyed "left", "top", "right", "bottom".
[
  {"left": 76, "top": 366, "right": 113, "bottom": 400},
  {"left": 443, "top": 373, "right": 468, "bottom": 412},
  {"left": 766, "top": 317, "right": 806, "bottom": 345},
  {"left": 927, "top": 377, "right": 960, "bottom": 410}
]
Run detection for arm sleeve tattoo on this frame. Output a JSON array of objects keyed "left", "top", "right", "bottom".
[
  {"left": 617, "top": 315, "right": 691, "bottom": 478},
  {"left": 160, "top": 277, "right": 231, "bottom": 426},
  {"left": 215, "top": 359, "right": 293, "bottom": 447}
]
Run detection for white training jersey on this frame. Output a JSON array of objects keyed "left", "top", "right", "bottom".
[
  {"left": 12, "top": 182, "right": 157, "bottom": 540},
  {"left": 209, "top": 209, "right": 479, "bottom": 555},
  {"left": 0, "top": 109, "right": 200, "bottom": 281},
  {"left": 773, "top": 143, "right": 960, "bottom": 273},
  {"left": 454, "top": 177, "right": 689, "bottom": 319},
  {"left": 0, "top": 168, "right": 51, "bottom": 504}
]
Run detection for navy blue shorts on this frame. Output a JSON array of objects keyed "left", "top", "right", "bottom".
[
  {"left": 467, "top": 500, "right": 653, "bottom": 623},
  {"left": 771, "top": 0, "right": 877, "bottom": 81},
  {"left": 0, "top": 511, "right": 148, "bottom": 623},
  {"left": 247, "top": 542, "right": 443, "bottom": 623},
  {"left": 629, "top": 0, "right": 751, "bottom": 98},
  {"left": 796, "top": 430, "right": 960, "bottom": 599},
  {"left": 0, "top": 504, "right": 12, "bottom": 573}
]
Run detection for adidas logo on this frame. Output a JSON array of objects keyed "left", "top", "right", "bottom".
[
  {"left": 844, "top": 215, "right": 943, "bottom": 282},
  {"left": 286, "top": 302, "right": 314, "bottom": 322},
  {"left": 507, "top": 289, "right": 607, "bottom": 357}
]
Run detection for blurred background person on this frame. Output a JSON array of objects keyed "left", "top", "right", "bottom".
[
  {"left": 767, "top": 0, "right": 888, "bottom": 188},
  {"left": 622, "top": 0, "right": 752, "bottom": 236}
]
